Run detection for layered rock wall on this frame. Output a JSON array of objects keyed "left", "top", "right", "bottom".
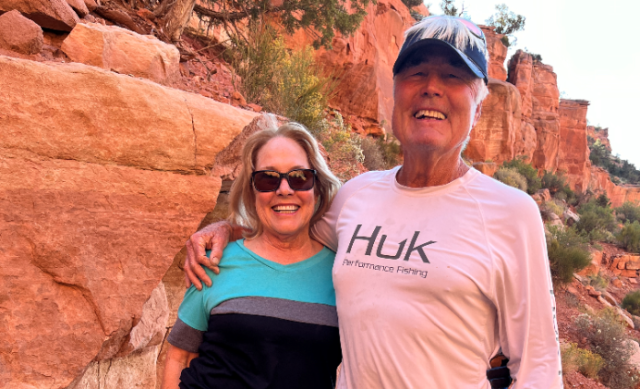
[
  {"left": 0, "top": 54, "right": 257, "bottom": 389},
  {"left": 507, "top": 50, "right": 561, "bottom": 171},
  {"left": 283, "top": 0, "right": 422, "bottom": 135},
  {"left": 464, "top": 78, "right": 520, "bottom": 165},
  {"left": 587, "top": 125, "right": 612, "bottom": 151},
  {"left": 480, "top": 25, "right": 507, "bottom": 82},
  {"left": 558, "top": 99, "right": 591, "bottom": 192}
]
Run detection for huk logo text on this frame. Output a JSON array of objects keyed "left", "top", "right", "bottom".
[{"left": 346, "top": 224, "right": 436, "bottom": 263}]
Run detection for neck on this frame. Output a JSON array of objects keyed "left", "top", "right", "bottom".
[
  {"left": 396, "top": 147, "right": 470, "bottom": 188},
  {"left": 244, "top": 230, "right": 322, "bottom": 265}
]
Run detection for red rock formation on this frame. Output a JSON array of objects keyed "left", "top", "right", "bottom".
[
  {"left": 508, "top": 50, "right": 560, "bottom": 171},
  {"left": 465, "top": 78, "right": 521, "bottom": 165},
  {"left": 282, "top": 0, "right": 421, "bottom": 135},
  {"left": 587, "top": 125, "right": 612, "bottom": 151},
  {"left": 62, "top": 23, "right": 180, "bottom": 85},
  {"left": 0, "top": 0, "right": 78, "bottom": 31},
  {"left": 480, "top": 25, "right": 507, "bottom": 81},
  {"left": 0, "top": 10, "right": 43, "bottom": 55},
  {"left": 65, "top": 0, "right": 88, "bottom": 17},
  {"left": 0, "top": 54, "right": 258, "bottom": 389},
  {"left": 589, "top": 167, "right": 640, "bottom": 207},
  {"left": 558, "top": 99, "right": 591, "bottom": 192}
]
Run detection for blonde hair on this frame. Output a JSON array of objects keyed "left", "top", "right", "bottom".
[{"left": 228, "top": 122, "right": 341, "bottom": 240}]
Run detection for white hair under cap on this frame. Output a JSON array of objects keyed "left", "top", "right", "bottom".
[{"left": 404, "top": 16, "right": 490, "bottom": 64}]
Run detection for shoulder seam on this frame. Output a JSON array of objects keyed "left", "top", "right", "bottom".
[{"left": 335, "top": 170, "right": 393, "bottom": 228}]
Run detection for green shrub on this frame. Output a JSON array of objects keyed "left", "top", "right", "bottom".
[
  {"left": 232, "top": 24, "right": 335, "bottom": 134},
  {"left": 547, "top": 227, "right": 591, "bottom": 285},
  {"left": 588, "top": 272, "right": 608, "bottom": 291},
  {"left": 502, "top": 158, "right": 541, "bottom": 194},
  {"left": 541, "top": 171, "right": 577, "bottom": 205},
  {"left": 493, "top": 168, "right": 528, "bottom": 192},
  {"left": 575, "top": 308, "right": 640, "bottom": 389},
  {"left": 317, "top": 112, "right": 364, "bottom": 181},
  {"left": 376, "top": 134, "right": 402, "bottom": 169},
  {"left": 622, "top": 290, "right": 640, "bottom": 316},
  {"left": 576, "top": 200, "right": 617, "bottom": 243},
  {"left": 542, "top": 170, "right": 566, "bottom": 194},
  {"left": 618, "top": 221, "right": 640, "bottom": 253},
  {"left": 360, "top": 136, "right": 386, "bottom": 171},
  {"left": 546, "top": 200, "right": 565, "bottom": 218},
  {"left": 616, "top": 202, "right": 640, "bottom": 224},
  {"left": 561, "top": 342, "right": 604, "bottom": 379}
]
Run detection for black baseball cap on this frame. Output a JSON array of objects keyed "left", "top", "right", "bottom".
[{"left": 393, "top": 16, "right": 489, "bottom": 84}]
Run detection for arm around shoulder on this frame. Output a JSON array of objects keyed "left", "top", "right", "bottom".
[{"left": 184, "top": 220, "right": 248, "bottom": 289}]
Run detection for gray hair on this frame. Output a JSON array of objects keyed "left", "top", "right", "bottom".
[{"left": 228, "top": 122, "right": 341, "bottom": 240}]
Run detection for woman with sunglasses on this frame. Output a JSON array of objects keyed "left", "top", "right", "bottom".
[{"left": 162, "top": 123, "right": 342, "bottom": 389}]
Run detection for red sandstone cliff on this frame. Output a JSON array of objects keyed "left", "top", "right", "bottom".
[
  {"left": 558, "top": 99, "right": 591, "bottom": 192},
  {"left": 587, "top": 125, "right": 612, "bottom": 151},
  {"left": 282, "top": 0, "right": 426, "bottom": 135}
]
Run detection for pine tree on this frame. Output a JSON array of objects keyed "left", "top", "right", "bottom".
[{"left": 155, "top": 0, "right": 371, "bottom": 46}]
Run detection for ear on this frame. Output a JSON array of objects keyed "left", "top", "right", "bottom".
[{"left": 472, "top": 102, "right": 482, "bottom": 128}]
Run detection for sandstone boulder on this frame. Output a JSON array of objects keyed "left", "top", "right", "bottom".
[
  {"left": 0, "top": 0, "right": 78, "bottom": 31},
  {"left": 0, "top": 55, "right": 258, "bottom": 389},
  {"left": 83, "top": 0, "right": 97, "bottom": 12},
  {"left": 65, "top": 0, "right": 89, "bottom": 17},
  {"left": 465, "top": 78, "right": 521, "bottom": 165},
  {"left": 0, "top": 10, "right": 43, "bottom": 55},
  {"left": 61, "top": 23, "right": 180, "bottom": 85},
  {"left": 211, "top": 113, "right": 281, "bottom": 181},
  {"left": 0, "top": 55, "right": 257, "bottom": 173}
]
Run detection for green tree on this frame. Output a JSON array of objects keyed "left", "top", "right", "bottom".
[
  {"left": 615, "top": 202, "right": 640, "bottom": 224},
  {"left": 440, "top": 0, "right": 459, "bottom": 16},
  {"left": 618, "top": 221, "right": 640, "bottom": 253},
  {"left": 485, "top": 4, "right": 525, "bottom": 47},
  {"left": 155, "top": 0, "right": 371, "bottom": 46},
  {"left": 232, "top": 24, "right": 336, "bottom": 133},
  {"left": 402, "top": 0, "right": 424, "bottom": 7}
]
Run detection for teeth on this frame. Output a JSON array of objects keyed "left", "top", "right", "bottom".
[
  {"left": 414, "top": 110, "right": 446, "bottom": 120},
  {"left": 273, "top": 205, "right": 299, "bottom": 212}
]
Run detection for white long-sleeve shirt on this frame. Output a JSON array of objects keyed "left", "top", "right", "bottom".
[{"left": 313, "top": 166, "right": 562, "bottom": 389}]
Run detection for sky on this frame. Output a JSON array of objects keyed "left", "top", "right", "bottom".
[{"left": 428, "top": 0, "right": 640, "bottom": 168}]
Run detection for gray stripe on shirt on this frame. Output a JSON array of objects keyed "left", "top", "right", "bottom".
[
  {"left": 167, "top": 317, "right": 204, "bottom": 353},
  {"left": 211, "top": 296, "right": 338, "bottom": 327}
]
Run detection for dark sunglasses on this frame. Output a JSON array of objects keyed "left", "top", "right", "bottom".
[{"left": 251, "top": 169, "right": 317, "bottom": 192}]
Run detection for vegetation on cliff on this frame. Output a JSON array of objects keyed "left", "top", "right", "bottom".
[
  {"left": 156, "top": 0, "right": 371, "bottom": 46},
  {"left": 589, "top": 128, "right": 640, "bottom": 185}
]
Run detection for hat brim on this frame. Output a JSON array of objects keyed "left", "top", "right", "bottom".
[{"left": 392, "top": 38, "right": 487, "bottom": 83}]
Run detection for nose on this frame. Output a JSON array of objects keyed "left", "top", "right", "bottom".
[
  {"left": 275, "top": 177, "right": 294, "bottom": 195},
  {"left": 420, "top": 73, "right": 444, "bottom": 97}
]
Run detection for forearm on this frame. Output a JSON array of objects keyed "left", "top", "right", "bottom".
[{"left": 161, "top": 345, "right": 198, "bottom": 389}]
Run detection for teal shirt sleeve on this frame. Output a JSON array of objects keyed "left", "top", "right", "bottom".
[{"left": 176, "top": 267, "right": 217, "bottom": 331}]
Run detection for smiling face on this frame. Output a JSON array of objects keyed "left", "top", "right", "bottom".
[
  {"left": 253, "top": 136, "right": 317, "bottom": 242},
  {"left": 391, "top": 45, "right": 482, "bottom": 157}
]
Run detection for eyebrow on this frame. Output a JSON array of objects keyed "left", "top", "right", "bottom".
[{"left": 259, "top": 165, "right": 309, "bottom": 172}]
